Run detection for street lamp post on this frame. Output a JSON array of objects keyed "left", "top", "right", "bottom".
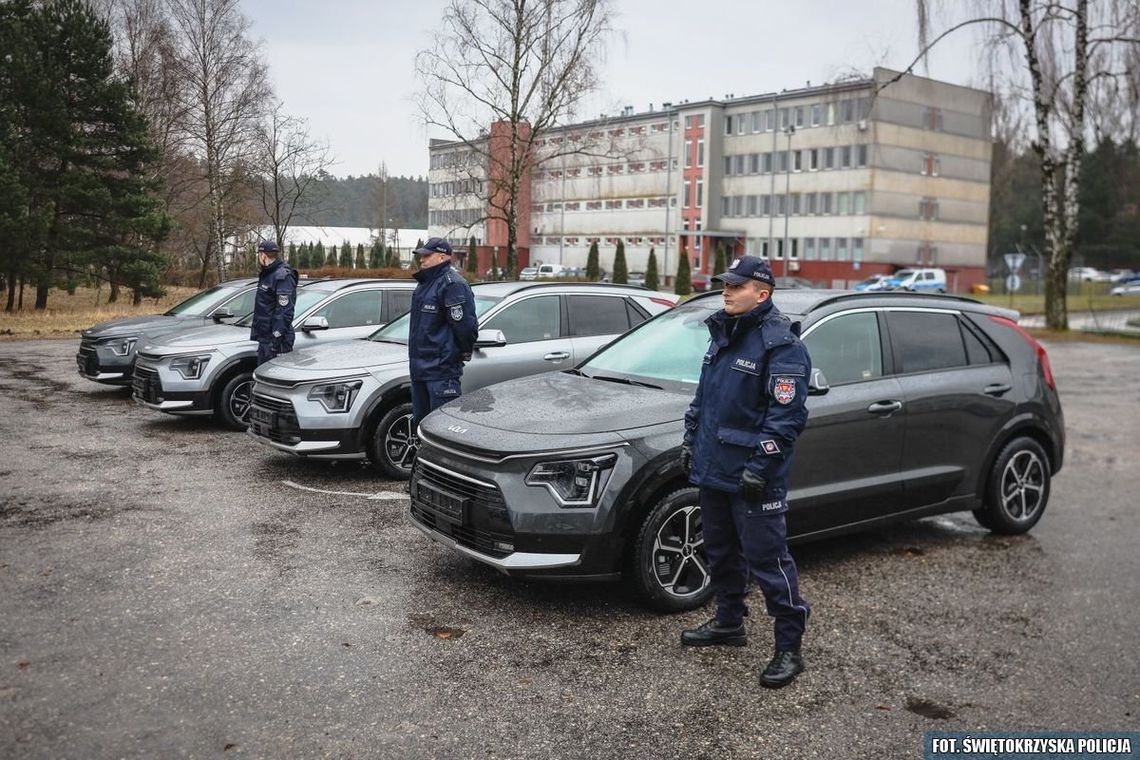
[{"left": 781, "top": 123, "right": 795, "bottom": 278}]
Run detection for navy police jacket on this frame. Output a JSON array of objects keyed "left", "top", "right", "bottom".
[
  {"left": 250, "top": 258, "right": 299, "bottom": 345},
  {"left": 683, "top": 298, "right": 811, "bottom": 501},
  {"left": 409, "top": 261, "right": 478, "bottom": 381}
]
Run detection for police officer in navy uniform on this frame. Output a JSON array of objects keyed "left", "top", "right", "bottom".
[
  {"left": 251, "top": 239, "right": 299, "bottom": 365},
  {"left": 679, "top": 255, "right": 812, "bottom": 689},
  {"left": 408, "top": 237, "right": 478, "bottom": 435}
]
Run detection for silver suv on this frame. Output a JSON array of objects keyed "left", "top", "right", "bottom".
[
  {"left": 132, "top": 279, "right": 416, "bottom": 429},
  {"left": 248, "top": 282, "right": 678, "bottom": 477}
]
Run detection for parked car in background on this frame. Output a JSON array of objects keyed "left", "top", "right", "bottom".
[
  {"left": 1109, "top": 279, "right": 1140, "bottom": 296},
  {"left": 775, "top": 276, "right": 814, "bottom": 290},
  {"left": 132, "top": 279, "right": 415, "bottom": 430},
  {"left": 247, "top": 283, "right": 679, "bottom": 478},
  {"left": 409, "top": 289, "right": 1064, "bottom": 611},
  {"left": 853, "top": 274, "right": 890, "bottom": 292},
  {"left": 690, "top": 273, "right": 712, "bottom": 292},
  {"left": 537, "top": 264, "right": 570, "bottom": 279},
  {"left": 77, "top": 278, "right": 258, "bottom": 386},
  {"left": 1068, "top": 267, "right": 1112, "bottom": 283},
  {"left": 627, "top": 271, "right": 647, "bottom": 288},
  {"left": 886, "top": 268, "right": 947, "bottom": 292},
  {"left": 1109, "top": 269, "right": 1136, "bottom": 283},
  {"left": 519, "top": 267, "right": 539, "bottom": 281}
]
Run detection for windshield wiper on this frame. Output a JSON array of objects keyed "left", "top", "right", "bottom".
[
  {"left": 370, "top": 338, "right": 407, "bottom": 345},
  {"left": 588, "top": 374, "right": 662, "bottom": 390}
]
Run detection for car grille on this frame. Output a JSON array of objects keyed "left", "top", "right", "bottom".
[
  {"left": 248, "top": 392, "right": 300, "bottom": 444},
  {"left": 410, "top": 460, "right": 514, "bottom": 558},
  {"left": 132, "top": 366, "right": 161, "bottom": 404},
  {"left": 77, "top": 338, "right": 98, "bottom": 375}
]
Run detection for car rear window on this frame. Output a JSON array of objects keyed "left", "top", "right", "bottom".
[
  {"left": 566, "top": 295, "right": 631, "bottom": 337},
  {"left": 887, "top": 311, "right": 967, "bottom": 373}
]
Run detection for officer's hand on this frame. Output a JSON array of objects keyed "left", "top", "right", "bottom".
[
  {"left": 679, "top": 444, "right": 692, "bottom": 476},
  {"left": 462, "top": 352, "right": 472, "bottom": 363},
  {"left": 739, "top": 469, "right": 767, "bottom": 502}
]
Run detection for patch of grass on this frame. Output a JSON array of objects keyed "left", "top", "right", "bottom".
[
  {"left": 1028, "top": 328, "right": 1140, "bottom": 345},
  {"left": 972, "top": 291, "right": 1139, "bottom": 315},
  {"left": 0, "top": 286, "right": 197, "bottom": 341}
]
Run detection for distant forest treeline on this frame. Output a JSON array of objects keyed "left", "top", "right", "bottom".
[{"left": 294, "top": 174, "right": 428, "bottom": 229}]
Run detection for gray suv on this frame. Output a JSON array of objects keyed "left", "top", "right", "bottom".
[
  {"left": 408, "top": 290, "right": 1065, "bottom": 611},
  {"left": 77, "top": 278, "right": 258, "bottom": 385},
  {"left": 247, "top": 282, "right": 679, "bottom": 477},
  {"left": 132, "top": 279, "right": 415, "bottom": 429}
]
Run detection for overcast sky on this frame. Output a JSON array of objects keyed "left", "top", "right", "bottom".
[{"left": 243, "top": 0, "right": 983, "bottom": 179}]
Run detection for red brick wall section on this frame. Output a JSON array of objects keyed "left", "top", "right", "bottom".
[
  {"left": 681, "top": 118, "right": 705, "bottom": 271},
  {"left": 485, "top": 120, "right": 532, "bottom": 250}
]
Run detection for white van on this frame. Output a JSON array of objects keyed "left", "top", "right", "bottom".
[
  {"left": 537, "top": 263, "right": 570, "bottom": 279},
  {"left": 887, "top": 267, "right": 947, "bottom": 292}
]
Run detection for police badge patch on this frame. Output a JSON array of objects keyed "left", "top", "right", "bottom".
[
  {"left": 277, "top": 294, "right": 289, "bottom": 306},
  {"left": 773, "top": 377, "right": 797, "bottom": 405},
  {"left": 449, "top": 304, "right": 464, "bottom": 321},
  {"left": 761, "top": 439, "right": 780, "bottom": 454}
]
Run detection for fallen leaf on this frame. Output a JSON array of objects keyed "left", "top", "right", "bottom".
[
  {"left": 224, "top": 742, "right": 238, "bottom": 752},
  {"left": 17, "top": 661, "right": 30, "bottom": 669}
]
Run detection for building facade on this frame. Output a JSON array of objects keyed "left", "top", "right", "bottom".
[{"left": 427, "top": 68, "right": 993, "bottom": 290}]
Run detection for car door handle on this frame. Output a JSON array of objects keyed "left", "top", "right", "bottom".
[
  {"left": 544, "top": 352, "right": 570, "bottom": 361},
  {"left": 983, "top": 383, "right": 1012, "bottom": 396},
  {"left": 867, "top": 400, "right": 902, "bottom": 414}
]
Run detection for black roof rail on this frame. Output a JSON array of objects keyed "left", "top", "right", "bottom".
[
  {"left": 472, "top": 280, "right": 653, "bottom": 294},
  {"left": 806, "top": 290, "right": 984, "bottom": 313}
]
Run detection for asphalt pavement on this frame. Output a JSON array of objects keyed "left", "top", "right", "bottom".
[{"left": 1, "top": 338, "right": 1137, "bottom": 758}]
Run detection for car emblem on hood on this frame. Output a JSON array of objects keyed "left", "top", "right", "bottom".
[{"left": 447, "top": 424, "right": 468, "bottom": 434}]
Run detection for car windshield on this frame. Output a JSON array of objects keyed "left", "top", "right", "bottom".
[
  {"left": 893, "top": 269, "right": 915, "bottom": 279},
  {"left": 858, "top": 276, "right": 881, "bottom": 286},
  {"left": 235, "top": 290, "right": 328, "bottom": 328},
  {"left": 580, "top": 302, "right": 719, "bottom": 387},
  {"left": 368, "top": 295, "right": 502, "bottom": 342},
  {"left": 164, "top": 284, "right": 243, "bottom": 316}
]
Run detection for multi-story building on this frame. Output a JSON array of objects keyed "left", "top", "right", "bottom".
[{"left": 427, "top": 67, "right": 993, "bottom": 290}]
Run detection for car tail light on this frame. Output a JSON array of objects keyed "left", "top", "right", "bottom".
[
  {"left": 649, "top": 297, "right": 675, "bottom": 309},
  {"left": 988, "top": 316, "right": 1056, "bottom": 390}
]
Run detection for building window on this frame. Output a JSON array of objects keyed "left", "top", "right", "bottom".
[
  {"left": 819, "top": 237, "right": 832, "bottom": 260},
  {"left": 761, "top": 195, "right": 771, "bottom": 215},
  {"left": 605, "top": 200, "right": 621, "bottom": 209},
  {"left": 749, "top": 153, "right": 760, "bottom": 174},
  {"left": 762, "top": 152, "right": 773, "bottom": 173},
  {"left": 823, "top": 147, "right": 835, "bottom": 170},
  {"left": 806, "top": 192, "right": 818, "bottom": 215},
  {"left": 918, "top": 196, "right": 939, "bottom": 220},
  {"left": 747, "top": 195, "right": 758, "bottom": 216},
  {"left": 722, "top": 197, "right": 731, "bottom": 216},
  {"left": 683, "top": 180, "right": 692, "bottom": 207},
  {"left": 794, "top": 107, "right": 805, "bottom": 127},
  {"left": 810, "top": 104, "right": 822, "bottom": 126},
  {"left": 840, "top": 146, "right": 852, "bottom": 169},
  {"left": 791, "top": 193, "right": 801, "bottom": 215},
  {"left": 856, "top": 144, "right": 868, "bottom": 168},
  {"left": 734, "top": 154, "right": 745, "bottom": 174},
  {"left": 737, "top": 116, "right": 746, "bottom": 135},
  {"left": 774, "top": 194, "right": 786, "bottom": 216},
  {"left": 752, "top": 111, "right": 763, "bottom": 133},
  {"left": 853, "top": 191, "right": 866, "bottom": 215},
  {"left": 697, "top": 138, "right": 705, "bottom": 167},
  {"left": 724, "top": 115, "right": 734, "bottom": 135},
  {"left": 840, "top": 100, "right": 855, "bottom": 123},
  {"left": 836, "top": 238, "right": 849, "bottom": 260},
  {"left": 777, "top": 151, "right": 788, "bottom": 173},
  {"left": 837, "top": 192, "right": 849, "bottom": 215},
  {"left": 921, "top": 152, "right": 941, "bottom": 176},
  {"left": 804, "top": 237, "right": 816, "bottom": 260},
  {"left": 732, "top": 196, "right": 744, "bottom": 216},
  {"left": 809, "top": 149, "right": 819, "bottom": 171},
  {"left": 853, "top": 238, "right": 865, "bottom": 262},
  {"left": 684, "top": 138, "right": 692, "bottom": 168},
  {"left": 821, "top": 192, "right": 833, "bottom": 215},
  {"left": 789, "top": 239, "right": 799, "bottom": 259},
  {"left": 793, "top": 150, "right": 803, "bottom": 172},
  {"left": 766, "top": 110, "right": 777, "bottom": 131},
  {"left": 695, "top": 220, "right": 703, "bottom": 248},
  {"left": 696, "top": 180, "right": 703, "bottom": 206},
  {"left": 922, "top": 106, "right": 944, "bottom": 131},
  {"left": 724, "top": 156, "right": 732, "bottom": 176},
  {"left": 779, "top": 108, "right": 790, "bottom": 129}
]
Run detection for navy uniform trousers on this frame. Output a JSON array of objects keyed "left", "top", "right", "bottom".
[
  {"left": 700, "top": 488, "right": 810, "bottom": 651},
  {"left": 410, "top": 377, "right": 462, "bottom": 432}
]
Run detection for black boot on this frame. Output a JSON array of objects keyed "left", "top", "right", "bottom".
[
  {"left": 680, "top": 619, "right": 747, "bottom": 647},
  {"left": 760, "top": 649, "right": 804, "bottom": 688}
]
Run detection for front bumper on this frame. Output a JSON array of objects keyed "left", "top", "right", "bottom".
[
  {"left": 246, "top": 382, "right": 373, "bottom": 459},
  {"left": 76, "top": 339, "right": 134, "bottom": 385},
  {"left": 131, "top": 363, "right": 214, "bottom": 415}
]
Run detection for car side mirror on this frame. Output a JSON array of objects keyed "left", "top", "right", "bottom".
[
  {"left": 808, "top": 367, "right": 830, "bottom": 396},
  {"left": 474, "top": 329, "right": 507, "bottom": 349},
  {"left": 301, "top": 316, "right": 329, "bottom": 332},
  {"left": 211, "top": 307, "right": 234, "bottom": 323}
]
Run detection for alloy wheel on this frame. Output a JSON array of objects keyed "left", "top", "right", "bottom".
[
  {"left": 651, "top": 505, "right": 710, "bottom": 599},
  {"left": 999, "top": 449, "right": 1046, "bottom": 522},
  {"left": 384, "top": 412, "right": 416, "bottom": 472},
  {"left": 229, "top": 379, "right": 253, "bottom": 422}
]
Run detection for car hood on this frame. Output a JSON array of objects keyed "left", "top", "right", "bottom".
[
  {"left": 256, "top": 339, "right": 408, "bottom": 380},
  {"left": 82, "top": 314, "right": 182, "bottom": 339},
  {"left": 430, "top": 371, "right": 687, "bottom": 436},
  {"left": 140, "top": 323, "right": 250, "bottom": 353}
]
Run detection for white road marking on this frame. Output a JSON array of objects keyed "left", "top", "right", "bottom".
[{"left": 281, "top": 479, "right": 406, "bottom": 501}]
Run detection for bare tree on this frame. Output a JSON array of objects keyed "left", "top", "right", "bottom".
[
  {"left": 167, "top": 0, "right": 270, "bottom": 286},
  {"left": 254, "top": 102, "right": 334, "bottom": 249},
  {"left": 415, "top": 0, "right": 614, "bottom": 278},
  {"left": 894, "top": 0, "right": 1140, "bottom": 329}
]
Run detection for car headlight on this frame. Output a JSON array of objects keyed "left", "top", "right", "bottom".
[
  {"left": 169, "top": 354, "right": 212, "bottom": 379},
  {"left": 525, "top": 453, "right": 617, "bottom": 507},
  {"left": 307, "top": 380, "right": 362, "bottom": 413},
  {"left": 108, "top": 337, "right": 138, "bottom": 357}
]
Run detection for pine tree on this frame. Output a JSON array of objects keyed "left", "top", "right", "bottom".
[
  {"left": 712, "top": 241, "right": 727, "bottom": 290},
  {"left": 645, "top": 247, "right": 659, "bottom": 290},
  {"left": 355, "top": 243, "right": 366, "bottom": 269},
  {"left": 467, "top": 235, "right": 478, "bottom": 276},
  {"left": 675, "top": 237, "right": 692, "bottom": 296},
  {"left": 369, "top": 241, "right": 382, "bottom": 268},
  {"left": 287, "top": 242, "right": 297, "bottom": 265},
  {"left": 586, "top": 240, "right": 600, "bottom": 281},
  {"left": 338, "top": 241, "right": 352, "bottom": 268},
  {"left": 613, "top": 239, "right": 628, "bottom": 284},
  {"left": 314, "top": 241, "right": 326, "bottom": 267},
  {"left": 296, "top": 242, "right": 310, "bottom": 269},
  {"left": 387, "top": 245, "right": 400, "bottom": 269}
]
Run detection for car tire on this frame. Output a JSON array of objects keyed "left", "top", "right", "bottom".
[
  {"left": 626, "top": 487, "right": 715, "bottom": 613},
  {"left": 368, "top": 401, "right": 416, "bottom": 480},
  {"left": 973, "top": 436, "right": 1051, "bottom": 534},
  {"left": 218, "top": 371, "right": 254, "bottom": 431}
]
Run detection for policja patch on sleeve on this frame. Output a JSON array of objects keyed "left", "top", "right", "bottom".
[
  {"left": 278, "top": 294, "right": 289, "bottom": 306},
  {"left": 773, "top": 377, "right": 797, "bottom": 405},
  {"left": 449, "top": 304, "right": 464, "bottom": 321}
]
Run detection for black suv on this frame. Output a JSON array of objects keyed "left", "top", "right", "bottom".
[
  {"left": 408, "top": 290, "right": 1065, "bottom": 611},
  {"left": 77, "top": 278, "right": 258, "bottom": 385}
]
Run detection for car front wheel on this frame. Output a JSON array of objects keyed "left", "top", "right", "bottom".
[
  {"left": 626, "top": 488, "right": 714, "bottom": 612},
  {"left": 973, "top": 436, "right": 1051, "bottom": 534},
  {"left": 218, "top": 372, "right": 253, "bottom": 431},
  {"left": 368, "top": 401, "right": 416, "bottom": 480}
]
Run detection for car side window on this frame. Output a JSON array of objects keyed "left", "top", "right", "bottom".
[
  {"left": 960, "top": 318, "right": 996, "bottom": 365},
  {"left": 387, "top": 290, "right": 412, "bottom": 321},
  {"left": 482, "top": 295, "right": 561, "bottom": 343},
  {"left": 567, "top": 295, "right": 631, "bottom": 337},
  {"left": 219, "top": 288, "right": 255, "bottom": 316},
  {"left": 803, "top": 312, "right": 883, "bottom": 385},
  {"left": 886, "top": 311, "right": 967, "bottom": 373},
  {"left": 312, "top": 290, "right": 383, "bottom": 329}
]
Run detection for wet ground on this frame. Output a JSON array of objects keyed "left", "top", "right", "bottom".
[{"left": 1, "top": 339, "right": 1138, "bottom": 758}]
